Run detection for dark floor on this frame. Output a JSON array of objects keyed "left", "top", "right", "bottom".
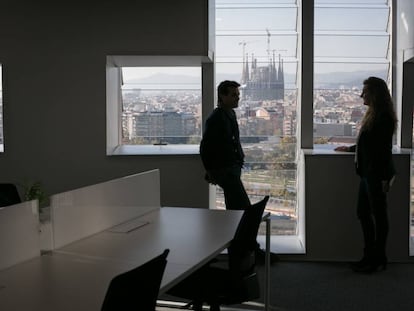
[{"left": 159, "top": 260, "right": 414, "bottom": 311}]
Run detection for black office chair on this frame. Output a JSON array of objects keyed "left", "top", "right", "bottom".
[
  {"left": 0, "top": 183, "right": 21, "bottom": 207},
  {"left": 101, "top": 249, "right": 169, "bottom": 311},
  {"left": 168, "top": 196, "right": 269, "bottom": 311}
]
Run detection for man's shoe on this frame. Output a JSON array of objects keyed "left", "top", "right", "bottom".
[{"left": 255, "top": 248, "right": 279, "bottom": 265}]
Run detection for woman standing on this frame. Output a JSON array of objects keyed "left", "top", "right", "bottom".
[{"left": 335, "top": 77, "right": 397, "bottom": 273}]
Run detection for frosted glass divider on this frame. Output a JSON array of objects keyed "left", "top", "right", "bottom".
[
  {"left": 50, "top": 169, "right": 161, "bottom": 249},
  {"left": 0, "top": 200, "right": 40, "bottom": 270}
]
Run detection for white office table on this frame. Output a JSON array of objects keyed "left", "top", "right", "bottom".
[
  {"left": 56, "top": 207, "right": 242, "bottom": 275},
  {"left": 57, "top": 206, "right": 271, "bottom": 309},
  {"left": 0, "top": 207, "right": 244, "bottom": 310}
]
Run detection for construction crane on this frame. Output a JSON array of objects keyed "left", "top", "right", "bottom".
[
  {"left": 272, "top": 49, "right": 288, "bottom": 61},
  {"left": 238, "top": 40, "right": 258, "bottom": 62},
  {"left": 266, "top": 29, "right": 289, "bottom": 57},
  {"left": 266, "top": 28, "right": 272, "bottom": 63}
]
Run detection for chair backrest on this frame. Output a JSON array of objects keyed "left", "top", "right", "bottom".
[
  {"left": 230, "top": 195, "right": 269, "bottom": 259},
  {"left": 0, "top": 183, "right": 21, "bottom": 207},
  {"left": 227, "top": 196, "right": 269, "bottom": 302},
  {"left": 101, "top": 249, "right": 169, "bottom": 311}
]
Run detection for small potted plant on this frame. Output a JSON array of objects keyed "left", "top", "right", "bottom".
[{"left": 23, "top": 181, "right": 49, "bottom": 220}]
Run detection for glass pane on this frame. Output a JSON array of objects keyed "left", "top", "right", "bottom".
[
  {"left": 315, "top": 35, "right": 389, "bottom": 58},
  {"left": 217, "top": 0, "right": 297, "bottom": 5},
  {"left": 315, "top": 8, "right": 389, "bottom": 31},
  {"left": 217, "top": 7, "right": 297, "bottom": 32},
  {"left": 216, "top": 35, "right": 298, "bottom": 60},
  {"left": 313, "top": 1, "right": 391, "bottom": 146},
  {"left": 315, "top": 0, "right": 388, "bottom": 5},
  {"left": 216, "top": 1, "right": 299, "bottom": 236},
  {"left": 121, "top": 67, "right": 202, "bottom": 145},
  {"left": 315, "top": 63, "right": 389, "bottom": 87}
]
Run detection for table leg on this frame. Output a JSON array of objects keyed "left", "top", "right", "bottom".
[{"left": 265, "top": 216, "right": 270, "bottom": 311}]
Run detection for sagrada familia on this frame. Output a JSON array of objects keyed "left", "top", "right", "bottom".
[{"left": 240, "top": 51, "right": 285, "bottom": 101}]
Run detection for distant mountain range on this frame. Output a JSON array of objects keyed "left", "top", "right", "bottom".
[
  {"left": 124, "top": 73, "right": 201, "bottom": 85},
  {"left": 124, "top": 69, "right": 388, "bottom": 90},
  {"left": 313, "top": 70, "right": 388, "bottom": 89}
]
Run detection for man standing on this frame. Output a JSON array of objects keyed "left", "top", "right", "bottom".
[
  {"left": 200, "top": 80, "right": 250, "bottom": 211},
  {"left": 200, "top": 80, "right": 278, "bottom": 264}
]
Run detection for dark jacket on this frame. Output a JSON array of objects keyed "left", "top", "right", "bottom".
[
  {"left": 351, "top": 113, "right": 395, "bottom": 180},
  {"left": 199, "top": 107, "right": 244, "bottom": 170}
]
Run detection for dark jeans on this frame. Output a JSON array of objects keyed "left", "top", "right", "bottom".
[
  {"left": 357, "top": 177, "right": 389, "bottom": 255},
  {"left": 212, "top": 165, "right": 251, "bottom": 211},
  {"left": 212, "top": 166, "right": 264, "bottom": 252}
]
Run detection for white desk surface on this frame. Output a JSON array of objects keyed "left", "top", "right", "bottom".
[
  {"left": 0, "top": 207, "right": 243, "bottom": 311},
  {"left": 57, "top": 207, "right": 242, "bottom": 268}
]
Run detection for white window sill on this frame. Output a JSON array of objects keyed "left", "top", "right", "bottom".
[
  {"left": 108, "top": 144, "right": 200, "bottom": 156},
  {"left": 257, "top": 235, "right": 306, "bottom": 254},
  {"left": 303, "top": 145, "right": 410, "bottom": 155}
]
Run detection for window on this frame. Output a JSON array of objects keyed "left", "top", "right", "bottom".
[
  {"left": 313, "top": 0, "right": 392, "bottom": 147},
  {"left": 121, "top": 67, "right": 202, "bottom": 146},
  {"left": 215, "top": 0, "right": 299, "bottom": 235},
  {"left": 106, "top": 55, "right": 212, "bottom": 155},
  {"left": 0, "top": 64, "right": 3, "bottom": 153}
]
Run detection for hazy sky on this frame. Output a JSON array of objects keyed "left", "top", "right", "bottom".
[
  {"left": 123, "top": 1, "right": 390, "bottom": 81},
  {"left": 123, "top": 67, "right": 200, "bottom": 81}
]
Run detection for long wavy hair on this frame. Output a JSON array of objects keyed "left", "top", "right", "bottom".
[{"left": 361, "top": 76, "right": 397, "bottom": 133}]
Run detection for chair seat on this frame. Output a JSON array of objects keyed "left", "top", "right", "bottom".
[{"left": 0, "top": 183, "right": 21, "bottom": 207}]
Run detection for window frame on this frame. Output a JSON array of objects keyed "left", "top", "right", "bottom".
[
  {"left": 311, "top": 0, "right": 393, "bottom": 149},
  {"left": 106, "top": 55, "right": 214, "bottom": 156}
]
